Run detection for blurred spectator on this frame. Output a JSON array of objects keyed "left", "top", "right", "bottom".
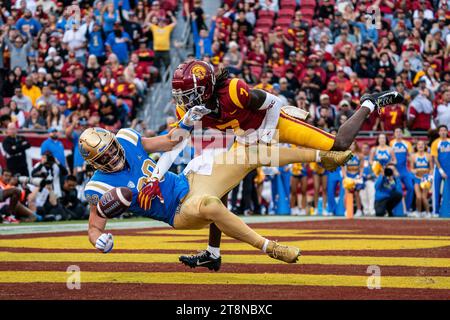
[
  {"left": 192, "top": 13, "right": 216, "bottom": 59},
  {"left": 146, "top": 11, "right": 177, "bottom": 71},
  {"left": 224, "top": 41, "right": 243, "bottom": 75},
  {"left": 23, "top": 107, "right": 46, "bottom": 130},
  {"left": 21, "top": 76, "right": 42, "bottom": 107},
  {"left": 435, "top": 89, "right": 450, "bottom": 128},
  {"left": 374, "top": 165, "right": 403, "bottom": 217},
  {"left": 11, "top": 87, "right": 32, "bottom": 112},
  {"left": 3, "top": 28, "right": 32, "bottom": 71},
  {"left": 2, "top": 123, "right": 31, "bottom": 176},
  {"left": 106, "top": 23, "right": 132, "bottom": 65},
  {"left": 41, "top": 128, "right": 67, "bottom": 169},
  {"left": 407, "top": 88, "right": 434, "bottom": 131}
]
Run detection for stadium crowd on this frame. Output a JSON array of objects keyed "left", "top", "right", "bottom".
[{"left": 0, "top": 0, "right": 449, "bottom": 222}]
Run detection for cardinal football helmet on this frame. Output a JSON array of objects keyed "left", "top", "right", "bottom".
[
  {"left": 79, "top": 128, "right": 125, "bottom": 173},
  {"left": 172, "top": 60, "right": 216, "bottom": 109}
]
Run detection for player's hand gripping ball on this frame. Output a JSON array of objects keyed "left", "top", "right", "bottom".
[
  {"left": 97, "top": 187, "right": 133, "bottom": 219},
  {"left": 95, "top": 233, "right": 114, "bottom": 253},
  {"left": 137, "top": 178, "right": 164, "bottom": 211}
]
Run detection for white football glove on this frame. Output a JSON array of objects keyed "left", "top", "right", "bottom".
[
  {"left": 182, "top": 105, "right": 211, "bottom": 127},
  {"left": 95, "top": 233, "right": 114, "bottom": 253}
]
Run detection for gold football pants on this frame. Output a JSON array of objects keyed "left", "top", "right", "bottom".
[
  {"left": 276, "top": 109, "right": 336, "bottom": 151},
  {"left": 173, "top": 144, "right": 317, "bottom": 250}
]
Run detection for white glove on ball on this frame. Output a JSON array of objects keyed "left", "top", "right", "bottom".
[
  {"left": 182, "top": 105, "right": 211, "bottom": 127},
  {"left": 95, "top": 233, "right": 114, "bottom": 253}
]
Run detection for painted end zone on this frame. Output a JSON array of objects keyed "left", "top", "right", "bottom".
[{"left": 0, "top": 219, "right": 449, "bottom": 300}]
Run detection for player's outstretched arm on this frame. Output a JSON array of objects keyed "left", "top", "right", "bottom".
[
  {"left": 141, "top": 127, "right": 189, "bottom": 153},
  {"left": 88, "top": 205, "right": 114, "bottom": 253}
]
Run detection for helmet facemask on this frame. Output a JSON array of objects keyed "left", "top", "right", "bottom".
[
  {"left": 172, "top": 85, "right": 206, "bottom": 109},
  {"left": 89, "top": 137, "right": 126, "bottom": 173}
]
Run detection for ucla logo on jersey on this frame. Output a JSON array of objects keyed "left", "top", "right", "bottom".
[
  {"left": 417, "top": 157, "right": 428, "bottom": 164},
  {"left": 439, "top": 144, "right": 450, "bottom": 153},
  {"left": 393, "top": 143, "right": 407, "bottom": 153}
]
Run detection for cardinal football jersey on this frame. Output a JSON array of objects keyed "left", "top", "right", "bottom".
[{"left": 175, "top": 78, "right": 267, "bottom": 133}]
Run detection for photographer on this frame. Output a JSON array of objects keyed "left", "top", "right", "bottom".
[
  {"left": 58, "top": 175, "right": 88, "bottom": 220},
  {"left": 28, "top": 178, "right": 62, "bottom": 222},
  {"left": 374, "top": 165, "right": 403, "bottom": 217},
  {"left": 31, "top": 152, "right": 68, "bottom": 197}
]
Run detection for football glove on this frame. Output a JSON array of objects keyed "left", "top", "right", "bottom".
[
  {"left": 137, "top": 178, "right": 164, "bottom": 211},
  {"left": 182, "top": 105, "right": 211, "bottom": 128},
  {"left": 95, "top": 233, "right": 114, "bottom": 253}
]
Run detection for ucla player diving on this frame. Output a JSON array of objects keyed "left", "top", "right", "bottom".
[
  {"left": 80, "top": 111, "right": 352, "bottom": 266},
  {"left": 390, "top": 128, "right": 414, "bottom": 212},
  {"left": 410, "top": 140, "right": 433, "bottom": 218}
]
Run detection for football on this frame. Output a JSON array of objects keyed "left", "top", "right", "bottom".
[{"left": 97, "top": 187, "right": 133, "bottom": 219}]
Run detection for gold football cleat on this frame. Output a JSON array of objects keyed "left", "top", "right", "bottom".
[
  {"left": 319, "top": 150, "right": 353, "bottom": 171},
  {"left": 266, "top": 241, "right": 301, "bottom": 263}
]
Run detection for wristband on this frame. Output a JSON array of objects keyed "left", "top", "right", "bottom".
[
  {"left": 439, "top": 168, "right": 445, "bottom": 176},
  {"left": 178, "top": 121, "right": 193, "bottom": 131}
]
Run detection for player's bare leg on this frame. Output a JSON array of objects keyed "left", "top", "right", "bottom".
[{"left": 334, "top": 91, "right": 405, "bottom": 150}]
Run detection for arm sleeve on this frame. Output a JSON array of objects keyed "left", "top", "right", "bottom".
[{"left": 151, "top": 137, "right": 189, "bottom": 180}]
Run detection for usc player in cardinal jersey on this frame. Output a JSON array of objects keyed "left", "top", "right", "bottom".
[{"left": 172, "top": 59, "right": 404, "bottom": 271}]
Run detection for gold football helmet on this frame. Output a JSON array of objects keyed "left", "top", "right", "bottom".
[{"left": 79, "top": 127, "right": 125, "bottom": 173}]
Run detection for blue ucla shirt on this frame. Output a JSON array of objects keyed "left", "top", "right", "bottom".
[
  {"left": 374, "top": 147, "right": 391, "bottom": 167},
  {"left": 84, "top": 128, "right": 190, "bottom": 226},
  {"left": 431, "top": 138, "right": 450, "bottom": 171},
  {"left": 390, "top": 139, "right": 411, "bottom": 171}
]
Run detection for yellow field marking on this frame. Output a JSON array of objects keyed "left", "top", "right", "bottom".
[
  {"left": 1, "top": 235, "right": 450, "bottom": 252},
  {"left": 0, "top": 271, "right": 449, "bottom": 290},
  {"left": 1, "top": 252, "right": 449, "bottom": 268},
  {"left": 139, "top": 229, "right": 360, "bottom": 236},
  {"left": 143, "top": 229, "right": 450, "bottom": 240}
]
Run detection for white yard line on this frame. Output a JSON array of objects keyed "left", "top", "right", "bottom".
[
  {"left": 0, "top": 216, "right": 427, "bottom": 235},
  {"left": 0, "top": 216, "right": 344, "bottom": 235}
]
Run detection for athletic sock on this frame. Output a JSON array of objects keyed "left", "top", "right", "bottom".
[
  {"left": 207, "top": 245, "right": 220, "bottom": 259},
  {"left": 362, "top": 100, "right": 375, "bottom": 113},
  {"left": 261, "top": 239, "right": 270, "bottom": 253}
]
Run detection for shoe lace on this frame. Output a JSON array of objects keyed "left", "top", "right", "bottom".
[
  {"left": 270, "top": 241, "right": 289, "bottom": 259},
  {"left": 191, "top": 250, "right": 209, "bottom": 259}
]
